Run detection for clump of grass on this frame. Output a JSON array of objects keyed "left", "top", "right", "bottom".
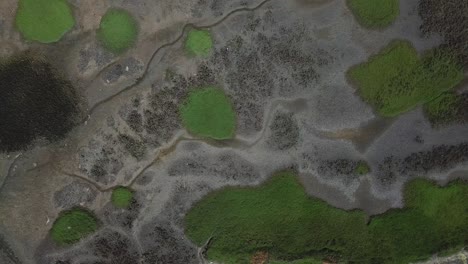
[
  {"left": 111, "top": 186, "right": 134, "bottom": 209},
  {"left": 185, "top": 29, "right": 213, "bottom": 57},
  {"left": 179, "top": 87, "right": 236, "bottom": 139},
  {"left": 270, "top": 258, "right": 323, "bottom": 264},
  {"left": 347, "top": 0, "right": 399, "bottom": 28},
  {"left": 15, "top": 0, "right": 75, "bottom": 43},
  {"left": 348, "top": 41, "right": 463, "bottom": 117},
  {"left": 98, "top": 9, "right": 138, "bottom": 54},
  {"left": 355, "top": 161, "right": 370, "bottom": 175},
  {"left": 424, "top": 92, "right": 462, "bottom": 125},
  {"left": 51, "top": 208, "right": 99, "bottom": 245},
  {"left": 185, "top": 171, "right": 468, "bottom": 264}
]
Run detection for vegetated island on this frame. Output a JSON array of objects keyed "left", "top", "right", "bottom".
[
  {"left": 185, "top": 171, "right": 467, "bottom": 264},
  {"left": 348, "top": 40, "right": 463, "bottom": 118}
]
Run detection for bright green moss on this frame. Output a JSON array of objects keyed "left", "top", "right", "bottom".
[
  {"left": 184, "top": 29, "right": 213, "bottom": 57},
  {"left": 15, "top": 0, "right": 75, "bottom": 43},
  {"left": 98, "top": 9, "right": 138, "bottom": 54},
  {"left": 111, "top": 186, "right": 134, "bottom": 209},
  {"left": 180, "top": 87, "right": 236, "bottom": 140},
  {"left": 185, "top": 171, "right": 468, "bottom": 264},
  {"left": 51, "top": 208, "right": 99, "bottom": 245},
  {"left": 347, "top": 0, "right": 399, "bottom": 28},
  {"left": 349, "top": 41, "right": 463, "bottom": 117}
]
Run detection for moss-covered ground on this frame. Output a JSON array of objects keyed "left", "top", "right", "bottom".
[
  {"left": 15, "top": 0, "right": 75, "bottom": 43},
  {"left": 185, "top": 171, "right": 467, "bottom": 264},
  {"left": 179, "top": 87, "right": 236, "bottom": 139},
  {"left": 424, "top": 92, "right": 463, "bottom": 125},
  {"left": 98, "top": 9, "right": 138, "bottom": 54},
  {"left": 355, "top": 161, "right": 370, "bottom": 175},
  {"left": 349, "top": 41, "right": 463, "bottom": 117},
  {"left": 185, "top": 29, "right": 213, "bottom": 57},
  {"left": 111, "top": 186, "right": 134, "bottom": 209},
  {"left": 270, "top": 258, "right": 322, "bottom": 264},
  {"left": 347, "top": 0, "right": 399, "bottom": 28},
  {"left": 51, "top": 208, "right": 99, "bottom": 245}
]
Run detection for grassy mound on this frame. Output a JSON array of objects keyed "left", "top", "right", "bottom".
[
  {"left": 15, "top": 0, "right": 74, "bottom": 43},
  {"left": 185, "top": 29, "right": 213, "bottom": 57},
  {"left": 185, "top": 171, "right": 468, "bottom": 263},
  {"left": 179, "top": 87, "right": 236, "bottom": 139},
  {"left": 348, "top": 41, "right": 463, "bottom": 117},
  {"left": 355, "top": 161, "right": 370, "bottom": 175},
  {"left": 98, "top": 9, "right": 138, "bottom": 54},
  {"left": 111, "top": 186, "right": 134, "bottom": 209},
  {"left": 0, "top": 55, "right": 82, "bottom": 153},
  {"left": 51, "top": 208, "right": 99, "bottom": 245},
  {"left": 424, "top": 92, "right": 462, "bottom": 125},
  {"left": 347, "top": 0, "right": 399, "bottom": 28}
]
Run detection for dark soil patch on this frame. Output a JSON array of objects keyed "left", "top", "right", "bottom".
[
  {"left": 37, "top": 228, "right": 139, "bottom": 263},
  {"left": 90, "top": 229, "right": 139, "bottom": 263},
  {"left": 126, "top": 110, "right": 143, "bottom": 133},
  {"left": 399, "top": 143, "right": 468, "bottom": 175},
  {"left": 460, "top": 93, "right": 468, "bottom": 121},
  {"left": 424, "top": 91, "right": 468, "bottom": 126},
  {"left": 267, "top": 111, "right": 299, "bottom": 150},
  {"left": 419, "top": 0, "right": 468, "bottom": 67},
  {"left": 376, "top": 143, "right": 468, "bottom": 185},
  {"left": 86, "top": 145, "right": 123, "bottom": 185},
  {"left": 118, "top": 134, "right": 146, "bottom": 160},
  {"left": 208, "top": 19, "right": 332, "bottom": 133},
  {"left": 317, "top": 159, "right": 367, "bottom": 184},
  {"left": 167, "top": 152, "right": 258, "bottom": 182},
  {"left": 143, "top": 73, "right": 189, "bottom": 145},
  {"left": 139, "top": 220, "right": 198, "bottom": 264},
  {"left": 0, "top": 54, "right": 82, "bottom": 152}
]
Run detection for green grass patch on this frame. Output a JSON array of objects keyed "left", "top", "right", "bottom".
[
  {"left": 270, "top": 258, "right": 323, "bottom": 264},
  {"left": 179, "top": 87, "right": 236, "bottom": 139},
  {"left": 355, "top": 161, "right": 370, "bottom": 175},
  {"left": 111, "top": 186, "right": 134, "bottom": 209},
  {"left": 98, "top": 9, "right": 138, "bottom": 54},
  {"left": 15, "top": 0, "right": 75, "bottom": 43},
  {"left": 347, "top": 0, "right": 399, "bottom": 28},
  {"left": 185, "top": 29, "right": 213, "bottom": 57},
  {"left": 424, "top": 92, "right": 462, "bottom": 125},
  {"left": 185, "top": 171, "right": 468, "bottom": 264},
  {"left": 51, "top": 208, "right": 99, "bottom": 245},
  {"left": 348, "top": 41, "right": 463, "bottom": 117}
]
